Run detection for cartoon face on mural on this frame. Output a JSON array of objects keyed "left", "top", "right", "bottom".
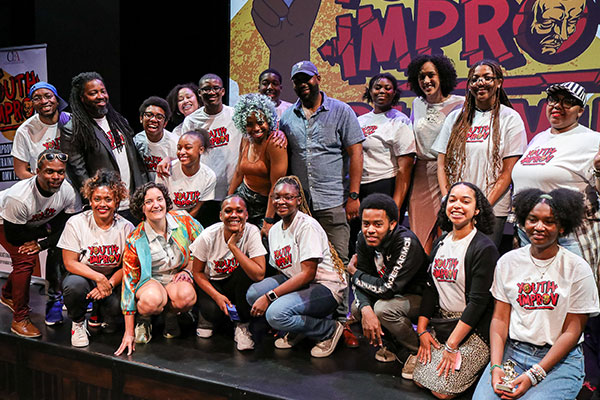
[
  {"left": 530, "top": 0, "right": 585, "bottom": 55},
  {"left": 22, "top": 98, "right": 34, "bottom": 118}
]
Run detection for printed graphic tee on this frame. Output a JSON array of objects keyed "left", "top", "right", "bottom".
[
  {"left": 157, "top": 160, "right": 216, "bottom": 212},
  {"left": 58, "top": 210, "right": 134, "bottom": 275},
  {"left": 189, "top": 222, "right": 266, "bottom": 280},
  {"left": 11, "top": 114, "right": 62, "bottom": 172},
  {"left": 492, "top": 245, "right": 599, "bottom": 346}
]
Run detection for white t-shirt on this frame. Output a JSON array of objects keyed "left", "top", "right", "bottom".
[
  {"left": 181, "top": 105, "right": 242, "bottom": 201},
  {"left": 358, "top": 109, "right": 415, "bottom": 184},
  {"left": 0, "top": 176, "right": 81, "bottom": 226},
  {"left": 57, "top": 210, "right": 134, "bottom": 275},
  {"left": 156, "top": 160, "right": 216, "bottom": 212},
  {"left": 512, "top": 124, "right": 600, "bottom": 194},
  {"left": 411, "top": 95, "right": 464, "bottom": 161},
  {"left": 189, "top": 222, "right": 266, "bottom": 280},
  {"left": 11, "top": 114, "right": 62, "bottom": 172},
  {"left": 268, "top": 211, "right": 347, "bottom": 303},
  {"left": 275, "top": 100, "right": 293, "bottom": 118},
  {"left": 134, "top": 130, "right": 177, "bottom": 174},
  {"left": 431, "top": 228, "right": 477, "bottom": 312},
  {"left": 492, "top": 246, "right": 600, "bottom": 346},
  {"left": 432, "top": 105, "right": 527, "bottom": 216},
  {"left": 95, "top": 117, "right": 131, "bottom": 209},
  {"left": 172, "top": 123, "right": 184, "bottom": 137}
]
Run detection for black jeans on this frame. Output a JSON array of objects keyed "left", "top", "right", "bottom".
[
  {"left": 197, "top": 266, "right": 254, "bottom": 324},
  {"left": 62, "top": 272, "right": 121, "bottom": 323}
]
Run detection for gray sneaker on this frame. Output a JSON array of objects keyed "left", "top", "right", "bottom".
[
  {"left": 310, "top": 321, "right": 344, "bottom": 358},
  {"left": 401, "top": 354, "right": 418, "bottom": 380},
  {"left": 274, "top": 332, "right": 305, "bottom": 349}
]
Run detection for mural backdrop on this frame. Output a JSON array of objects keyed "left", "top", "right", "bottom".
[{"left": 231, "top": 0, "right": 600, "bottom": 141}]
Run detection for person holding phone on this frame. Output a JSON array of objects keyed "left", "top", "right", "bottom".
[{"left": 190, "top": 195, "right": 267, "bottom": 351}]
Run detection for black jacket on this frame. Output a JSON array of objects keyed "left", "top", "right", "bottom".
[
  {"left": 60, "top": 118, "right": 148, "bottom": 196},
  {"left": 352, "top": 225, "right": 429, "bottom": 311},
  {"left": 419, "top": 230, "right": 499, "bottom": 343}
]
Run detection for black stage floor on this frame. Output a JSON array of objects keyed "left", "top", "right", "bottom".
[{"left": 0, "top": 279, "right": 479, "bottom": 399}]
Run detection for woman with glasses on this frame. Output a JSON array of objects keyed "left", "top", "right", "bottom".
[
  {"left": 246, "top": 176, "right": 348, "bottom": 358},
  {"left": 229, "top": 93, "right": 288, "bottom": 238},
  {"left": 406, "top": 55, "right": 464, "bottom": 254},
  {"left": 432, "top": 60, "right": 527, "bottom": 247},
  {"left": 114, "top": 182, "right": 203, "bottom": 356},
  {"left": 512, "top": 82, "right": 600, "bottom": 277}
]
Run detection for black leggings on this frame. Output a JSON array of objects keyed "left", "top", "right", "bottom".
[{"left": 197, "top": 266, "right": 253, "bottom": 323}]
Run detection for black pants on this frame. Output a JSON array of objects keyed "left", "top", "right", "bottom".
[
  {"left": 62, "top": 272, "right": 121, "bottom": 323},
  {"left": 197, "top": 266, "right": 253, "bottom": 324}
]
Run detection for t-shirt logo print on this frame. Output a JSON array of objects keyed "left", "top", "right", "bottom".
[
  {"left": 432, "top": 257, "right": 459, "bottom": 283},
  {"left": 516, "top": 281, "right": 559, "bottom": 310},
  {"left": 466, "top": 125, "right": 490, "bottom": 142},
  {"left": 361, "top": 125, "right": 377, "bottom": 137},
  {"left": 209, "top": 126, "right": 230, "bottom": 147},
  {"left": 87, "top": 244, "right": 121, "bottom": 266},
  {"left": 273, "top": 245, "right": 292, "bottom": 270},
  {"left": 214, "top": 257, "right": 239, "bottom": 274},
  {"left": 519, "top": 147, "right": 557, "bottom": 165},
  {"left": 173, "top": 191, "right": 202, "bottom": 207},
  {"left": 29, "top": 207, "right": 56, "bottom": 223}
]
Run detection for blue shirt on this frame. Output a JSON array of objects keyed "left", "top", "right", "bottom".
[{"left": 280, "top": 92, "right": 364, "bottom": 211}]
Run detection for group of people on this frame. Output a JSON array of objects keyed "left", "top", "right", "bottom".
[{"left": 1, "top": 54, "right": 600, "bottom": 399}]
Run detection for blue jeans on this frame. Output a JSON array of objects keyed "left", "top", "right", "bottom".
[
  {"left": 246, "top": 274, "right": 338, "bottom": 341},
  {"left": 473, "top": 340, "right": 585, "bottom": 399},
  {"left": 517, "top": 226, "right": 582, "bottom": 257}
]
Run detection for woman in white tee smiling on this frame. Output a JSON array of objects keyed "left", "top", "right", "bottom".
[
  {"left": 59, "top": 169, "right": 134, "bottom": 347},
  {"left": 474, "top": 188, "right": 599, "bottom": 399}
]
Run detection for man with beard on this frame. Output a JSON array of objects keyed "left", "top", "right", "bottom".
[
  {"left": 279, "top": 60, "right": 364, "bottom": 347},
  {"left": 258, "top": 68, "right": 292, "bottom": 118},
  {"left": 11, "top": 82, "right": 71, "bottom": 179},
  {"left": 60, "top": 72, "right": 148, "bottom": 223},
  {"left": 0, "top": 149, "right": 81, "bottom": 336}
]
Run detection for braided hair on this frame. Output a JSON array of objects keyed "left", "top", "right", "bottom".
[
  {"left": 443, "top": 60, "right": 512, "bottom": 193},
  {"left": 69, "top": 72, "right": 134, "bottom": 152},
  {"left": 273, "top": 175, "right": 347, "bottom": 280}
]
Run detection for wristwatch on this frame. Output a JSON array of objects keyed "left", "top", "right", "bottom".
[
  {"left": 266, "top": 290, "right": 278, "bottom": 302},
  {"left": 349, "top": 192, "right": 359, "bottom": 200}
]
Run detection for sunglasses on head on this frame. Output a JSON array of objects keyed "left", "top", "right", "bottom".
[{"left": 38, "top": 152, "right": 69, "bottom": 164}]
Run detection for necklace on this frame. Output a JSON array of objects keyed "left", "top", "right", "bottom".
[{"left": 529, "top": 250, "right": 558, "bottom": 279}]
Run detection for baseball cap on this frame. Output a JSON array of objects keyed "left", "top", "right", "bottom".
[
  {"left": 29, "top": 81, "right": 69, "bottom": 112},
  {"left": 291, "top": 61, "right": 319, "bottom": 79},
  {"left": 546, "top": 82, "right": 586, "bottom": 106}
]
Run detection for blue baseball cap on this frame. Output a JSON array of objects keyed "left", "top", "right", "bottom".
[
  {"left": 28, "top": 81, "right": 69, "bottom": 112},
  {"left": 291, "top": 60, "right": 319, "bottom": 79}
]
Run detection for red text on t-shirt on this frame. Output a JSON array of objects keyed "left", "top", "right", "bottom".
[
  {"left": 516, "top": 280, "right": 559, "bottom": 310},
  {"left": 209, "top": 127, "right": 229, "bottom": 148},
  {"left": 273, "top": 245, "right": 292, "bottom": 270},
  {"left": 519, "top": 147, "right": 557, "bottom": 166},
  {"left": 432, "top": 257, "right": 459, "bottom": 283},
  {"left": 466, "top": 125, "right": 490, "bottom": 142}
]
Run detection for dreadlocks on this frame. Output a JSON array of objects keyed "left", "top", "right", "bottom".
[
  {"left": 69, "top": 72, "right": 134, "bottom": 151},
  {"left": 444, "top": 60, "right": 512, "bottom": 193},
  {"left": 273, "top": 175, "right": 347, "bottom": 280}
]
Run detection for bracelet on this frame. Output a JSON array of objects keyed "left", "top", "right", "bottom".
[
  {"left": 417, "top": 330, "right": 429, "bottom": 337},
  {"left": 109, "top": 281, "right": 114, "bottom": 289},
  {"left": 594, "top": 167, "right": 600, "bottom": 178},
  {"left": 532, "top": 364, "right": 547, "bottom": 379},
  {"left": 490, "top": 364, "right": 502, "bottom": 374},
  {"left": 444, "top": 343, "right": 459, "bottom": 353},
  {"left": 525, "top": 369, "right": 538, "bottom": 386}
]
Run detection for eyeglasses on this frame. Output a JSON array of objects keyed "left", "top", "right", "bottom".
[
  {"left": 270, "top": 195, "right": 299, "bottom": 202},
  {"left": 38, "top": 152, "right": 68, "bottom": 164},
  {"left": 546, "top": 95, "right": 580, "bottom": 109},
  {"left": 31, "top": 93, "right": 55, "bottom": 103},
  {"left": 469, "top": 76, "right": 497, "bottom": 85},
  {"left": 199, "top": 86, "right": 223, "bottom": 94},
  {"left": 143, "top": 112, "right": 166, "bottom": 121}
]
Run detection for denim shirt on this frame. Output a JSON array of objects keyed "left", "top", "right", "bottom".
[{"left": 280, "top": 92, "right": 364, "bottom": 211}]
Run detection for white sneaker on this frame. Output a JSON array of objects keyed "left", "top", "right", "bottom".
[
  {"left": 196, "top": 312, "right": 214, "bottom": 338},
  {"left": 310, "top": 321, "right": 344, "bottom": 358},
  {"left": 134, "top": 319, "right": 152, "bottom": 344},
  {"left": 234, "top": 323, "right": 254, "bottom": 351},
  {"left": 71, "top": 320, "right": 89, "bottom": 347}
]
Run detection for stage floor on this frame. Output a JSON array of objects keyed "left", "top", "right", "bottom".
[{"left": 0, "top": 279, "right": 478, "bottom": 399}]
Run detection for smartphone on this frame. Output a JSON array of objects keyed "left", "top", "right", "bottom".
[{"left": 226, "top": 304, "right": 240, "bottom": 321}]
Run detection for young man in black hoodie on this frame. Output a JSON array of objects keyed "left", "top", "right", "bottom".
[{"left": 347, "top": 193, "right": 428, "bottom": 378}]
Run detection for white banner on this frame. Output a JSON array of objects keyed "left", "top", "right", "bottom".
[{"left": 0, "top": 44, "right": 48, "bottom": 275}]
